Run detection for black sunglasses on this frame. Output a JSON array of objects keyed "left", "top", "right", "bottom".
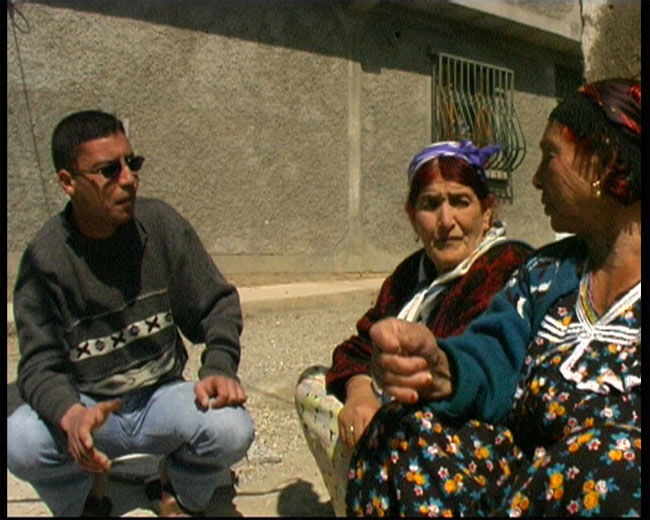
[{"left": 73, "top": 155, "right": 145, "bottom": 179}]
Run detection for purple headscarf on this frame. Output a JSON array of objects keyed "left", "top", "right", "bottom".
[{"left": 407, "top": 140, "right": 501, "bottom": 186}]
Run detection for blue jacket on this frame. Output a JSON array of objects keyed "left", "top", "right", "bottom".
[{"left": 431, "top": 236, "right": 588, "bottom": 424}]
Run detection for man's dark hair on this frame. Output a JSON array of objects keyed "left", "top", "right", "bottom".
[{"left": 51, "top": 110, "right": 125, "bottom": 171}]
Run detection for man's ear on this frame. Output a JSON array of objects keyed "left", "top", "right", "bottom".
[{"left": 57, "top": 169, "right": 75, "bottom": 196}]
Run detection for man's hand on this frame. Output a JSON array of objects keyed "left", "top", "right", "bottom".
[
  {"left": 194, "top": 375, "right": 247, "bottom": 409},
  {"left": 338, "top": 375, "right": 380, "bottom": 450},
  {"left": 59, "top": 399, "right": 121, "bottom": 474},
  {"left": 370, "top": 318, "right": 453, "bottom": 404}
]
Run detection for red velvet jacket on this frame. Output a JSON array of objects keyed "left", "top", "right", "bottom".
[{"left": 325, "top": 241, "right": 533, "bottom": 402}]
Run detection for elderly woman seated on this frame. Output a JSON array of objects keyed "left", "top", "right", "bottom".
[
  {"left": 348, "top": 78, "right": 641, "bottom": 517},
  {"left": 294, "top": 140, "right": 532, "bottom": 515}
]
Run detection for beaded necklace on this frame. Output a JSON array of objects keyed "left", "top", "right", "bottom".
[
  {"left": 578, "top": 269, "right": 600, "bottom": 324},
  {"left": 558, "top": 260, "right": 641, "bottom": 394}
]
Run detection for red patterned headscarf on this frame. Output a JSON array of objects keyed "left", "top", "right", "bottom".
[{"left": 549, "top": 78, "right": 641, "bottom": 204}]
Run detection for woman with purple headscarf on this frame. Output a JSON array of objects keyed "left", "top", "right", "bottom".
[
  {"left": 348, "top": 78, "right": 641, "bottom": 516},
  {"left": 295, "top": 139, "right": 533, "bottom": 515}
]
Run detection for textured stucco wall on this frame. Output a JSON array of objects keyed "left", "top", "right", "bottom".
[
  {"left": 580, "top": 0, "right": 641, "bottom": 81},
  {"left": 7, "top": 1, "right": 586, "bottom": 288},
  {"left": 452, "top": 0, "right": 582, "bottom": 41}
]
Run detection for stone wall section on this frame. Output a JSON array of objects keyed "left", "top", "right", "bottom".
[{"left": 7, "top": 0, "right": 638, "bottom": 288}]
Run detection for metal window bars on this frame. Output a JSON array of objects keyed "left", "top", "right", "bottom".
[{"left": 431, "top": 52, "right": 526, "bottom": 202}]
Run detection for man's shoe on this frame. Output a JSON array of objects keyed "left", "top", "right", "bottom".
[
  {"left": 145, "top": 478, "right": 204, "bottom": 517},
  {"left": 213, "top": 469, "right": 238, "bottom": 499},
  {"left": 82, "top": 473, "right": 112, "bottom": 517},
  {"left": 82, "top": 495, "right": 113, "bottom": 517}
]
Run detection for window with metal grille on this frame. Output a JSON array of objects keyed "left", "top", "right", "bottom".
[{"left": 430, "top": 52, "right": 526, "bottom": 202}]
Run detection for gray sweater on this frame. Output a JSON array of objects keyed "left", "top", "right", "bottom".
[{"left": 14, "top": 197, "right": 243, "bottom": 426}]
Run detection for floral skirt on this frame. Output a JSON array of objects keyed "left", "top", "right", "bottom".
[{"left": 346, "top": 400, "right": 641, "bottom": 517}]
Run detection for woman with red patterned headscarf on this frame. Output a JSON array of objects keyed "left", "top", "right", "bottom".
[{"left": 347, "top": 78, "right": 641, "bottom": 517}]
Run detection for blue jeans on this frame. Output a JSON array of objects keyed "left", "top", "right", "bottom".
[{"left": 7, "top": 380, "right": 255, "bottom": 516}]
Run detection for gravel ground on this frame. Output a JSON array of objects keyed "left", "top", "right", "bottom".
[{"left": 7, "top": 286, "right": 379, "bottom": 517}]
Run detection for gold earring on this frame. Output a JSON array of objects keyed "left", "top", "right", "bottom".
[
  {"left": 414, "top": 234, "right": 420, "bottom": 243},
  {"left": 591, "top": 179, "right": 602, "bottom": 199}
]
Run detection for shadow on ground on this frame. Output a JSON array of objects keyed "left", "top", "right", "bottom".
[
  {"left": 107, "top": 473, "right": 335, "bottom": 517},
  {"left": 108, "top": 473, "right": 241, "bottom": 517},
  {"left": 277, "top": 479, "right": 334, "bottom": 517}
]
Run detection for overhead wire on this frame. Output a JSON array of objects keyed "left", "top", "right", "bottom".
[{"left": 8, "top": 1, "right": 53, "bottom": 213}]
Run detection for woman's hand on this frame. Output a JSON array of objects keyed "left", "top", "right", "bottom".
[
  {"left": 338, "top": 375, "right": 380, "bottom": 450},
  {"left": 370, "top": 318, "right": 453, "bottom": 404}
]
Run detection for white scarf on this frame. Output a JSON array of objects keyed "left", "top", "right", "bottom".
[{"left": 397, "top": 222, "right": 507, "bottom": 324}]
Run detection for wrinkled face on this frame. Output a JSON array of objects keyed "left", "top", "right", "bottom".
[
  {"left": 410, "top": 169, "right": 492, "bottom": 274},
  {"left": 58, "top": 132, "right": 139, "bottom": 238},
  {"left": 533, "top": 121, "right": 598, "bottom": 235}
]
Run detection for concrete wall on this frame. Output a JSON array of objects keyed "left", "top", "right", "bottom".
[
  {"left": 580, "top": 0, "right": 641, "bottom": 82},
  {"left": 7, "top": 0, "right": 588, "bottom": 289}
]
